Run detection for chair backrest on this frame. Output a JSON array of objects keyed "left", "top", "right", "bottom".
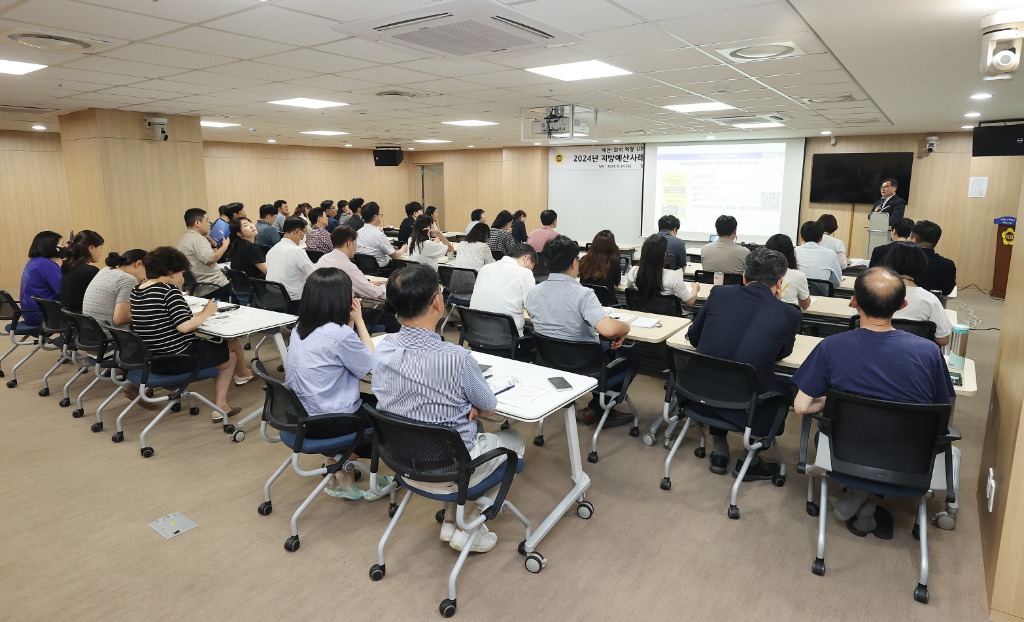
[
  {"left": 182, "top": 271, "right": 199, "bottom": 296},
  {"left": 438, "top": 265, "right": 477, "bottom": 296},
  {"left": 304, "top": 249, "right": 324, "bottom": 264},
  {"left": 807, "top": 278, "right": 835, "bottom": 297},
  {"left": 31, "top": 297, "right": 68, "bottom": 336},
  {"left": 624, "top": 287, "right": 681, "bottom": 316},
  {"left": 250, "top": 278, "right": 291, "bottom": 313},
  {"left": 106, "top": 325, "right": 150, "bottom": 372},
  {"left": 458, "top": 307, "right": 519, "bottom": 359},
  {"left": 928, "top": 289, "right": 947, "bottom": 308},
  {"left": 364, "top": 404, "right": 470, "bottom": 483},
  {"left": 452, "top": 234, "right": 467, "bottom": 244},
  {"left": 694, "top": 270, "right": 743, "bottom": 286},
  {"left": 223, "top": 268, "right": 254, "bottom": 302},
  {"left": 491, "top": 250, "right": 504, "bottom": 261},
  {"left": 532, "top": 332, "right": 606, "bottom": 380},
  {"left": 669, "top": 348, "right": 759, "bottom": 416},
  {"left": 582, "top": 283, "right": 619, "bottom": 307},
  {"left": 849, "top": 316, "right": 937, "bottom": 341},
  {"left": 822, "top": 390, "right": 951, "bottom": 490},
  {"left": 388, "top": 258, "right": 412, "bottom": 272},
  {"left": 353, "top": 253, "right": 379, "bottom": 276},
  {"left": 251, "top": 359, "right": 308, "bottom": 434},
  {"left": 256, "top": 244, "right": 272, "bottom": 256},
  {"left": 0, "top": 290, "right": 21, "bottom": 326},
  {"left": 62, "top": 310, "right": 111, "bottom": 357}
]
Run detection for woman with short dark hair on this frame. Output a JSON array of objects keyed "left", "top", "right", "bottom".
[
  {"left": 579, "top": 230, "right": 621, "bottom": 290},
  {"left": 488, "top": 210, "right": 516, "bottom": 256},
  {"left": 60, "top": 230, "right": 105, "bottom": 313},
  {"left": 19, "top": 231, "right": 64, "bottom": 326},
  {"left": 879, "top": 242, "right": 953, "bottom": 346},
  {"left": 765, "top": 234, "right": 811, "bottom": 310},
  {"left": 511, "top": 210, "right": 528, "bottom": 244},
  {"left": 449, "top": 222, "right": 495, "bottom": 272},
  {"left": 625, "top": 234, "right": 698, "bottom": 305}
]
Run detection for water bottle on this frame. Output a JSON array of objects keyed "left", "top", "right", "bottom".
[
  {"left": 948, "top": 324, "right": 969, "bottom": 370},
  {"left": 714, "top": 272, "right": 724, "bottom": 285}
]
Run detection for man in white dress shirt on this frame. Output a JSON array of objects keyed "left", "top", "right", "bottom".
[
  {"left": 794, "top": 220, "right": 842, "bottom": 290},
  {"left": 470, "top": 244, "right": 537, "bottom": 358},
  {"left": 356, "top": 202, "right": 405, "bottom": 268},
  {"left": 265, "top": 217, "right": 314, "bottom": 313}
]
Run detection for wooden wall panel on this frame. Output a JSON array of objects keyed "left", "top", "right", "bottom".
[
  {"left": 958, "top": 157, "right": 1024, "bottom": 289},
  {"left": 502, "top": 147, "right": 548, "bottom": 232}
]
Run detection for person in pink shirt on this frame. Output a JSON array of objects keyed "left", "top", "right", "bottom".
[
  {"left": 315, "top": 226, "right": 399, "bottom": 332},
  {"left": 526, "top": 209, "right": 558, "bottom": 253}
]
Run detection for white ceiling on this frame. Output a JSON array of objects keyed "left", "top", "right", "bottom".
[{"left": 0, "top": 0, "right": 1021, "bottom": 149}]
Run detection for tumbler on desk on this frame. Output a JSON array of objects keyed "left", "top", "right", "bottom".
[
  {"left": 713, "top": 272, "right": 724, "bottom": 285},
  {"left": 948, "top": 324, "right": 969, "bottom": 370}
]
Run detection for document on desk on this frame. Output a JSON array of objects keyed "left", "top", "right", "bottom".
[
  {"left": 629, "top": 316, "right": 660, "bottom": 329},
  {"left": 487, "top": 376, "right": 546, "bottom": 406},
  {"left": 607, "top": 311, "right": 637, "bottom": 323}
]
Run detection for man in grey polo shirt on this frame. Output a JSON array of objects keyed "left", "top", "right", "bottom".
[
  {"left": 525, "top": 234, "right": 636, "bottom": 427},
  {"left": 657, "top": 214, "right": 688, "bottom": 270},
  {"left": 794, "top": 220, "right": 842, "bottom": 289},
  {"left": 700, "top": 215, "right": 749, "bottom": 274},
  {"left": 176, "top": 207, "right": 231, "bottom": 299}
]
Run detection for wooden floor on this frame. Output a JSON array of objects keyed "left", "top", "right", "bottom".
[{"left": 0, "top": 291, "right": 1000, "bottom": 621}]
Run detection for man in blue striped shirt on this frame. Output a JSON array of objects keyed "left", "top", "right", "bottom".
[{"left": 372, "top": 264, "right": 525, "bottom": 554}]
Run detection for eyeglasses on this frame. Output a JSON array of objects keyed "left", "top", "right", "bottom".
[{"left": 880, "top": 184, "right": 892, "bottom": 190}]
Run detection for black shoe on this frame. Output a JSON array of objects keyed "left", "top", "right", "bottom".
[
  {"left": 709, "top": 453, "right": 728, "bottom": 475},
  {"left": 733, "top": 458, "right": 781, "bottom": 481}
]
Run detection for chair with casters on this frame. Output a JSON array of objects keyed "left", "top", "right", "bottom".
[
  {"left": 304, "top": 249, "right": 324, "bottom": 264},
  {"left": 251, "top": 360, "right": 391, "bottom": 553},
  {"left": 106, "top": 326, "right": 229, "bottom": 458},
  {"left": 437, "top": 266, "right": 477, "bottom": 334},
  {"left": 531, "top": 332, "right": 639, "bottom": 460},
  {"left": 624, "top": 287, "right": 683, "bottom": 317},
  {"left": 796, "top": 390, "right": 957, "bottom": 604},
  {"left": 388, "top": 258, "right": 413, "bottom": 272},
  {"left": 848, "top": 316, "right": 937, "bottom": 341},
  {"left": 582, "top": 283, "right": 622, "bottom": 308},
  {"left": 62, "top": 311, "right": 125, "bottom": 428},
  {"left": 807, "top": 278, "right": 835, "bottom": 297},
  {"left": 223, "top": 268, "right": 254, "bottom": 306},
  {"left": 353, "top": 253, "right": 380, "bottom": 276},
  {"left": 181, "top": 271, "right": 199, "bottom": 296},
  {"left": 661, "top": 349, "right": 789, "bottom": 520},
  {"left": 250, "top": 278, "right": 291, "bottom": 314},
  {"left": 0, "top": 290, "right": 43, "bottom": 388},
  {"left": 30, "top": 297, "right": 75, "bottom": 398},
  {"left": 364, "top": 405, "right": 531, "bottom": 618},
  {"left": 694, "top": 270, "right": 743, "bottom": 286},
  {"left": 457, "top": 307, "right": 523, "bottom": 360}
]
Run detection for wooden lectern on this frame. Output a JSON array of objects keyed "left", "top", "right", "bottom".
[
  {"left": 992, "top": 216, "right": 1015, "bottom": 299},
  {"left": 866, "top": 212, "right": 890, "bottom": 259}
]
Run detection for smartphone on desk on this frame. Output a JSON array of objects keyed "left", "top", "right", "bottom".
[
  {"left": 949, "top": 371, "right": 962, "bottom": 387},
  {"left": 547, "top": 376, "right": 572, "bottom": 391}
]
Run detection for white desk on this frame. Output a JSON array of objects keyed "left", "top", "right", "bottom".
[
  {"left": 837, "top": 276, "right": 958, "bottom": 301},
  {"left": 690, "top": 284, "right": 858, "bottom": 321}
]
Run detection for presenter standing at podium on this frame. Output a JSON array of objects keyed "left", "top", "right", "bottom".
[{"left": 871, "top": 178, "right": 906, "bottom": 226}]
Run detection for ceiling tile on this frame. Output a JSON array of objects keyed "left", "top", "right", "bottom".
[
  {"left": 5, "top": 0, "right": 185, "bottom": 39},
  {"left": 652, "top": 64, "right": 749, "bottom": 86},
  {"left": 75, "top": 0, "right": 258, "bottom": 23},
  {"left": 460, "top": 69, "right": 556, "bottom": 89},
  {"left": 285, "top": 74, "right": 385, "bottom": 94},
  {"left": 660, "top": 4, "right": 808, "bottom": 46},
  {"left": 97, "top": 84, "right": 200, "bottom": 99},
  {"left": 623, "top": 0, "right": 771, "bottom": 22},
  {"left": 509, "top": 0, "right": 644, "bottom": 35},
  {"left": 732, "top": 52, "right": 841, "bottom": 78},
  {"left": 313, "top": 37, "right": 430, "bottom": 63},
  {"left": 101, "top": 44, "right": 237, "bottom": 70},
  {"left": 608, "top": 48, "right": 718, "bottom": 74},
  {"left": 273, "top": 0, "right": 435, "bottom": 23},
  {"left": 393, "top": 58, "right": 507, "bottom": 78},
  {"left": 568, "top": 23, "right": 689, "bottom": 57},
  {"left": 206, "top": 61, "right": 319, "bottom": 82},
  {"left": 33, "top": 66, "right": 140, "bottom": 86},
  {"left": 258, "top": 49, "right": 377, "bottom": 74},
  {"left": 157, "top": 70, "right": 266, "bottom": 89},
  {"left": 205, "top": 6, "right": 345, "bottom": 46},
  {"left": 340, "top": 64, "right": 443, "bottom": 86},
  {"left": 61, "top": 56, "right": 187, "bottom": 79},
  {"left": 400, "top": 78, "right": 488, "bottom": 95},
  {"left": 132, "top": 79, "right": 227, "bottom": 95},
  {"left": 760, "top": 69, "right": 854, "bottom": 88},
  {"left": 489, "top": 46, "right": 593, "bottom": 70},
  {"left": 148, "top": 27, "right": 295, "bottom": 59}
]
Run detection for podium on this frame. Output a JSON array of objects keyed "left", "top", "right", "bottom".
[
  {"left": 866, "top": 212, "right": 890, "bottom": 258},
  {"left": 992, "top": 216, "right": 1016, "bottom": 299}
]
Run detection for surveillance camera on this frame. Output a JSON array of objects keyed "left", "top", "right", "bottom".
[
  {"left": 160, "top": 127, "right": 169, "bottom": 141},
  {"left": 924, "top": 135, "right": 938, "bottom": 153},
  {"left": 981, "top": 10, "right": 1024, "bottom": 75},
  {"left": 249, "top": 127, "right": 257, "bottom": 133}
]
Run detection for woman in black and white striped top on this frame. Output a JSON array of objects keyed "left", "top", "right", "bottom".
[{"left": 130, "top": 247, "right": 249, "bottom": 422}]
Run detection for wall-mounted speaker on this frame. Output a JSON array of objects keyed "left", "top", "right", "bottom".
[
  {"left": 373, "top": 147, "right": 404, "bottom": 166},
  {"left": 973, "top": 124, "right": 1024, "bottom": 157}
]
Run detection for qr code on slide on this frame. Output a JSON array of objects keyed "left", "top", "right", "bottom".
[{"left": 760, "top": 192, "right": 782, "bottom": 212}]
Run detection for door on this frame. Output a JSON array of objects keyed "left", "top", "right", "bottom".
[{"left": 419, "top": 164, "right": 445, "bottom": 230}]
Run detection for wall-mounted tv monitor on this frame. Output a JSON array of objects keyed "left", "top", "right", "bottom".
[{"left": 809, "top": 152, "right": 913, "bottom": 204}]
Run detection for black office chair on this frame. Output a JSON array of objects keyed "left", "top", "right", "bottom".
[
  {"left": 624, "top": 287, "right": 683, "bottom": 317},
  {"left": 532, "top": 332, "right": 639, "bottom": 461},
  {"left": 438, "top": 265, "right": 477, "bottom": 334},
  {"left": 0, "top": 291, "right": 44, "bottom": 388},
  {"left": 182, "top": 271, "right": 199, "bottom": 296},
  {"left": 256, "top": 244, "right": 273, "bottom": 256},
  {"left": 223, "top": 268, "right": 254, "bottom": 306},
  {"left": 662, "top": 349, "right": 789, "bottom": 520},
  {"left": 452, "top": 234, "right": 467, "bottom": 244},
  {"left": 849, "top": 316, "right": 938, "bottom": 341},
  {"left": 62, "top": 310, "right": 124, "bottom": 429},
  {"left": 364, "top": 405, "right": 530, "bottom": 618},
  {"left": 388, "top": 258, "right": 413, "bottom": 272},
  {"left": 458, "top": 307, "right": 524, "bottom": 360},
  {"left": 928, "top": 289, "right": 947, "bottom": 308},
  {"left": 582, "top": 283, "right": 622, "bottom": 308},
  {"left": 490, "top": 250, "right": 504, "bottom": 261},
  {"left": 618, "top": 255, "right": 632, "bottom": 276},
  {"left": 30, "top": 297, "right": 74, "bottom": 398},
  {"left": 796, "top": 390, "right": 956, "bottom": 604},
  {"left": 250, "top": 278, "right": 292, "bottom": 313},
  {"left": 807, "top": 278, "right": 835, "bottom": 297},
  {"left": 694, "top": 270, "right": 743, "bottom": 286},
  {"left": 353, "top": 253, "right": 380, "bottom": 276},
  {"left": 304, "top": 249, "right": 324, "bottom": 264}
]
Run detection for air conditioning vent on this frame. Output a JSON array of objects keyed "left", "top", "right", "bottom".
[
  {"left": 0, "top": 104, "right": 58, "bottom": 115},
  {"left": 0, "top": 28, "right": 113, "bottom": 53}
]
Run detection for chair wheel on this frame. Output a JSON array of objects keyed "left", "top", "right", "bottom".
[
  {"left": 258, "top": 501, "right": 272, "bottom": 516},
  {"left": 811, "top": 558, "right": 825, "bottom": 576},
  {"left": 388, "top": 503, "right": 398, "bottom": 518},
  {"left": 7, "top": 379, "right": 18, "bottom": 388},
  {"left": 91, "top": 422, "right": 103, "bottom": 433},
  {"left": 439, "top": 598, "right": 456, "bottom": 618},
  {"left": 244, "top": 342, "right": 251, "bottom": 350},
  {"left": 369, "top": 563, "right": 385, "bottom": 581},
  {"left": 629, "top": 426, "right": 639, "bottom": 437},
  {"left": 277, "top": 365, "right": 284, "bottom": 372},
  {"left": 284, "top": 536, "right": 300, "bottom": 552},
  {"left": 353, "top": 470, "right": 362, "bottom": 482},
  {"left": 576, "top": 501, "right": 594, "bottom": 519},
  {"left": 435, "top": 509, "right": 446, "bottom": 523},
  {"left": 38, "top": 387, "right": 49, "bottom": 397},
  {"left": 231, "top": 429, "right": 245, "bottom": 442},
  {"left": 694, "top": 447, "right": 706, "bottom": 459},
  {"left": 170, "top": 402, "right": 181, "bottom": 413},
  {"left": 934, "top": 512, "right": 956, "bottom": 530},
  {"left": 641, "top": 432, "right": 656, "bottom": 446},
  {"left": 141, "top": 447, "right": 154, "bottom": 458},
  {"left": 59, "top": 397, "right": 71, "bottom": 407},
  {"left": 806, "top": 502, "right": 819, "bottom": 517},
  {"left": 0, "top": 370, "right": 4, "bottom": 377},
  {"left": 500, "top": 420, "right": 510, "bottom": 430},
  {"left": 913, "top": 584, "right": 929, "bottom": 604},
  {"left": 72, "top": 409, "right": 85, "bottom": 419},
  {"left": 533, "top": 435, "right": 544, "bottom": 447},
  {"left": 190, "top": 407, "right": 200, "bottom": 416},
  {"left": 772, "top": 474, "right": 786, "bottom": 487},
  {"left": 223, "top": 424, "right": 235, "bottom": 434},
  {"left": 912, "top": 523, "right": 920, "bottom": 541},
  {"left": 587, "top": 451, "right": 598, "bottom": 463},
  {"left": 525, "top": 552, "right": 545, "bottom": 574},
  {"left": 518, "top": 540, "right": 527, "bottom": 556},
  {"left": 111, "top": 431, "right": 124, "bottom": 443},
  {"left": 728, "top": 505, "right": 740, "bottom": 520},
  {"left": 660, "top": 478, "right": 671, "bottom": 491}
]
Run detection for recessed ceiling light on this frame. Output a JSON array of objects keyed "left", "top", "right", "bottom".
[
  {"left": 442, "top": 120, "right": 498, "bottom": 127},
  {"left": 727, "top": 43, "right": 797, "bottom": 60},
  {"left": 344, "top": 144, "right": 353, "bottom": 147},
  {"left": 0, "top": 58, "right": 47, "bottom": 75},
  {"left": 964, "top": 112, "right": 982, "bottom": 118},
  {"left": 733, "top": 121, "right": 784, "bottom": 129},
  {"left": 533, "top": 142, "right": 542, "bottom": 146},
  {"left": 300, "top": 130, "right": 349, "bottom": 136},
  {"left": 706, "top": 135, "right": 716, "bottom": 140},
  {"left": 266, "top": 139, "right": 276, "bottom": 143},
  {"left": 612, "top": 140, "right": 620, "bottom": 143},
  {"left": 408, "top": 147, "right": 416, "bottom": 151},
  {"left": 820, "top": 130, "right": 832, "bottom": 135},
  {"left": 467, "top": 145, "right": 475, "bottom": 148},
  {"left": 200, "top": 121, "right": 240, "bottom": 128},
  {"left": 970, "top": 93, "right": 992, "bottom": 100},
  {"left": 268, "top": 97, "right": 348, "bottom": 109},
  {"left": 414, "top": 139, "right": 451, "bottom": 144},
  {"left": 662, "top": 101, "right": 735, "bottom": 114},
  {"left": 525, "top": 60, "right": 631, "bottom": 82},
  {"left": 961, "top": 125, "right": 974, "bottom": 130},
  {"left": 31, "top": 125, "right": 46, "bottom": 130}
]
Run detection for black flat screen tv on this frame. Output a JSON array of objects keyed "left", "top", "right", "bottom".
[{"left": 809, "top": 152, "right": 913, "bottom": 204}]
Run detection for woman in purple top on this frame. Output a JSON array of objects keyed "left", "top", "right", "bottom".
[{"left": 19, "top": 231, "right": 64, "bottom": 326}]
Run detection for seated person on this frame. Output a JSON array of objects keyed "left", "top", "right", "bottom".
[
  {"left": 657, "top": 215, "right": 687, "bottom": 270},
  {"left": 911, "top": 220, "right": 957, "bottom": 296},
  {"left": 878, "top": 242, "right": 952, "bottom": 346},
  {"left": 265, "top": 217, "right": 315, "bottom": 314},
  {"left": 579, "top": 230, "right": 622, "bottom": 291},
  {"left": 765, "top": 234, "right": 811, "bottom": 310},
  {"left": 700, "top": 215, "right": 748, "bottom": 274},
  {"left": 130, "top": 247, "right": 251, "bottom": 422},
  {"left": 685, "top": 248, "right": 801, "bottom": 479},
  {"left": 177, "top": 208, "right": 231, "bottom": 299},
  {"left": 210, "top": 203, "right": 244, "bottom": 248},
  {"left": 226, "top": 218, "right": 267, "bottom": 284},
  {"left": 372, "top": 264, "right": 526, "bottom": 553},
  {"left": 525, "top": 235, "right": 637, "bottom": 427},
  {"left": 397, "top": 201, "right": 422, "bottom": 246},
  {"left": 286, "top": 268, "right": 391, "bottom": 502},
  {"left": 794, "top": 220, "right": 842, "bottom": 287},
  {"left": 816, "top": 214, "right": 849, "bottom": 270},
  {"left": 60, "top": 230, "right": 105, "bottom": 313},
  {"left": 19, "top": 230, "right": 64, "bottom": 326},
  {"left": 273, "top": 199, "right": 289, "bottom": 232},
  {"left": 303, "top": 207, "right": 333, "bottom": 255},
  {"left": 83, "top": 249, "right": 147, "bottom": 328},
  {"left": 424, "top": 205, "right": 441, "bottom": 236},
  {"left": 449, "top": 223, "right": 495, "bottom": 272},
  {"left": 511, "top": 210, "right": 528, "bottom": 244},
  {"left": 626, "top": 234, "right": 699, "bottom": 306},
  {"left": 356, "top": 202, "right": 405, "bottom": 267},
  {"left": 316, "top": 226, "right": 400, "bottom": 333},
  {"left": 793, "top": 267, "right": 954, "bottom": 538},
  {"left": 254, "top": 204, "right": 282, "bottom": 248},
  {"left": 343, "top": 198, "right": 364, "bottom": 230},
  {"left": 464, "top": 208, "right": 487, "bottom": 236},
  {"left": 869, "top": 217, "right": 914, "bottom": 267},
  {"left": 487, "top": 210, "right": 517, "bottom": 257},
  {"left": 470, "top": 243, "right": 537, "bottom": 358},
  {"left": 406, "top": 214, "right": 453, "bottom": 269},
  {"left": 526, "top": 209, "right": 558, "bottom": 253}
]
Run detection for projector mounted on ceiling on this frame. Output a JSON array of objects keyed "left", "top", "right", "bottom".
[
  {"left": 522, "top": 105, "right": 598, "bottom": 144},
  {"left": 331, "top": 0, "right": 582, "bottom": 57}
]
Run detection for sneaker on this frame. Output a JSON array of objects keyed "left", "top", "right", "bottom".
[
  {"left": 449, "top": 524, "right": 497, "bottom": 553},
  {"left": 733, "top": 457, "right": 781, "bottom": 481},
  {"left": 363, "top": 475, "right": 393, "bottom": 502},
  {"left": 324, "top": 482, "right": 365, "bottom": 500},
  {"left": 440, "top": 522, "right": 457, "bottom": 543},
  {"left": 233, "top": 374, "right": 254, "bottom": 387}
]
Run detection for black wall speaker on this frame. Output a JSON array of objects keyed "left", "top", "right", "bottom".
[
  {"left": 373, "top": 147, "right": 404, "bottom": 166},
  {"left": 973, "top": 124, "right": 1024, "bottom": 157}
]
